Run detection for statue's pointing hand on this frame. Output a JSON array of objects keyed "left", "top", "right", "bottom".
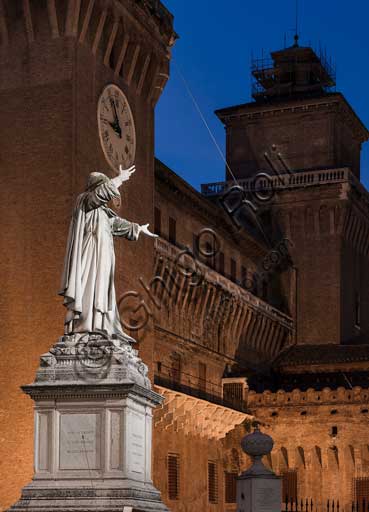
[
  {"left": 119, "top": 164, "right": 136, "bottom": 182},
  {"left": 139, "top": 223, "right": 158, "bottom": 238},
  {"left": 112, "top": 164, "right": 136, "bottom": 189}
]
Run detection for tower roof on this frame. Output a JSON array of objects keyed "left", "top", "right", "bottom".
[{"left": 251, "top": 38, "right": 336, "bottom": 102}]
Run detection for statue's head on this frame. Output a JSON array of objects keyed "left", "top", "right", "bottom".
[{"left": 87, "top": 172, "right": 110, "bottom": 190}]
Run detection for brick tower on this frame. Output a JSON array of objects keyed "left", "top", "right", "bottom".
[
  {"left": 200, "top": 37, "right": 369, "bottom": 508},
  {"left": 0, "top": 1, "right": 176, "bottom": 509},
  {"left": 214, "top": 36, "right": 369, "bottom": 345}
]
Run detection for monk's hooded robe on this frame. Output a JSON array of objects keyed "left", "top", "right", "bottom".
[{"left": 59, "top": 172, "right": 140, "bottom": 338}]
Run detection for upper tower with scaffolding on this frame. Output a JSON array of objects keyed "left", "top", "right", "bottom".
[
  {"left": 214, "top": 36, "right": 368, "bottom": 180},
  {"left": 251, "top": 36, "right": 336, "bottom": 101}
]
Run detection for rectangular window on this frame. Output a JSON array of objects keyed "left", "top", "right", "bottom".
[
  {"left": 208, "top": 461, "right": 218, "bottom": 504},
  {"left": 171, "top": 353, "right": 181, "bottom": 384},
  {"left": 230, "top": 258, "right": 237, "bottom": 282},
  {"left": 193, "top": 233, "right": 199, "bottom": 257},
  {"left": 355, "top": 477, "right": 369, "bottom": 512},
  {"left": 223, "top": 382, "right": 244, "bottom": 409},
  {"left": 242, "top": 268, "right": 255, "bottom": 292},
  {"left": 262, "top": 280, "right": 268, "bottom": 300},
  {"left": 154, "top": 207, "right": 161, "bottom": 237},
  {"left": 218, "top": 252, "right": 225, "bottom": 275},
  {"left": 198, "top": 362, "right": 207, "bottom": 393},
  {"left": 169, "top": 217, "right": 176, "bottom": 245},
  {"left": 241, "top": 265, "right": 247, "bottom": 286},
  {"left": 281, "top": 469, "right": 298, "bottom": 503},
  {"left": 205, "top": 241, "right": 215, "bottom": 268},
  {"left": 225, "top": 471, "right": 238, "bottom": 503},
  {"left": 168, "top": 453, "right": 180, "bottom": 500},
  {"left": 355, "top": 292, "right": 361, "bottom": 328}
]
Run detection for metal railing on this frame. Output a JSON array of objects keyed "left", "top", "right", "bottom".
[
  {"left": 154, "top": 363, "right": 248, "bottom": 413},
  {"left": 282, "top": 498, "right": 369, "bottom": 512}
]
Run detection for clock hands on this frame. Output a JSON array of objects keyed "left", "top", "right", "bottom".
[
  {"left": 109, "top": 120, "right": 122, "bottom": 138},
  {"left": 109, "top": 97, "right": 122, "bottom": 138}
]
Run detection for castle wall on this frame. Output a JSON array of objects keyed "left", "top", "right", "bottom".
[{"left": 248, "top": 386, "right": 369, "bottom": 509}]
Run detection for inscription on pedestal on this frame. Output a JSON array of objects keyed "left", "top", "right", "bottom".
[
  {"left": 110, "top": 411, "right": 122, "bottom": 470},
  {"left": 59, "top": 413, "right": 101, "bottom": 470},
  {"left": 129, "top": 413, "right": 145, "bottom": 474},
  {"left": 255, "top": 484, "right": 280, "bottom": 512},
  {"left": 37, "top": 412, "right": 50, "bottom": 471}
]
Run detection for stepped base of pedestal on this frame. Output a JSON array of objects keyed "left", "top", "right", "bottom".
[{"left": 8, "top": 482, "right": 169, "bottom": 512}]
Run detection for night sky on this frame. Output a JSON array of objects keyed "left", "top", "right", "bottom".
[{"left": 155, "top": 0, "right": 369, "bottom": 191}]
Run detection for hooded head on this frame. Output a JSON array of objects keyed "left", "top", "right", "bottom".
[{"left": 86, "top": 172, "right": 110, "bottom": 191}]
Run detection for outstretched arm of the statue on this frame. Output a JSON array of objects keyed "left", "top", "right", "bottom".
[
  {"left": 112, "top": 219, "right": 158, "bottom": 241},
  {"left": 112, "top": 217, "right": 141, "bottom": 240}
]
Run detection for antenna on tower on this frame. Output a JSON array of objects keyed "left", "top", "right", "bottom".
[{"left": 293, "top": 0, "right": 300, "bottom": 47}]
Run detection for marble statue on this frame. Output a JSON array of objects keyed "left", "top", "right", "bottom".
[
  {"left": 59, "top": 165, "right": 156, "bottom": 340},
  {"left": 9, "top": 164, "right": 169, "bottom": 512}
]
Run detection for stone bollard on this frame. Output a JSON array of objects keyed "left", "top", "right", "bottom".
[{"left": 237, "top": 424, "right": 281, "bottom": 512}]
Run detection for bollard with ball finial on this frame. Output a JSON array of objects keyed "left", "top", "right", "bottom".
[{"left": 237, "top": 421, "right": 282, "bottom": 512}]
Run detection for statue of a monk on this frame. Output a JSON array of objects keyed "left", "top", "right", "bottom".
[{"left": 59, "top": 165, "right": 156, "bottom": 340}]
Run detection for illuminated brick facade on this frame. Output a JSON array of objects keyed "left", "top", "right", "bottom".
[{"left": 1, "top": 3, "right": 369, "bottom": 512}]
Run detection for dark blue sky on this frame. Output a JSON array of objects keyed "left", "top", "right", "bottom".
[{"left": 155, "top": 0, "right": 369, "bottom": 191}]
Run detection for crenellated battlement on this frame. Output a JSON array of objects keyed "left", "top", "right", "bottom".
[{"left": 248, "top": 386, "right": 369, "bottom": 408}]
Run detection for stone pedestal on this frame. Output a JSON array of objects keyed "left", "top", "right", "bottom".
[
  {"left": 237, "top": 473, "right": 281, "bottom": 512},
  {"left": 237, "top": 426, "right": 281, "bottom": 512},
  {"left": 8, "top": 333, "right": 169, "bottom": 512}
]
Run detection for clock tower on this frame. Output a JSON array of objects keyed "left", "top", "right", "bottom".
[{"left": 0, "top": 1, "right": 176, "bottom": 509}]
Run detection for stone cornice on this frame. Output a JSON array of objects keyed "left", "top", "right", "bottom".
[{"left": 22, "top": 382, "right": 164, "bottom": 405}]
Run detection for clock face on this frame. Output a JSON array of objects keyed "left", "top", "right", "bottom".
[{"left": 97, "top": 84, "right": 136, "bottom": 172}]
